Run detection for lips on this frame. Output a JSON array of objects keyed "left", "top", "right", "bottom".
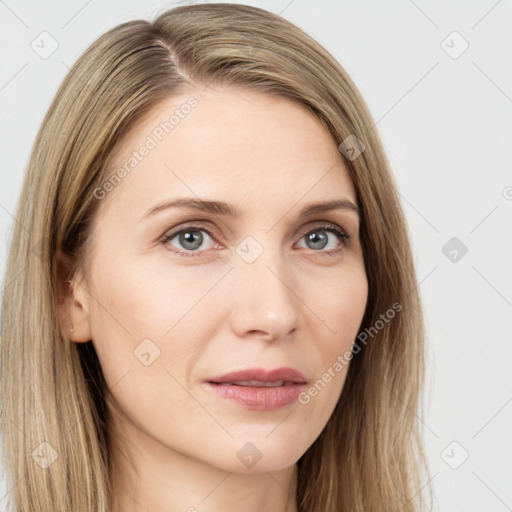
[
  {"left": 204, "top": 367, "right": 308, "bottom": 410},
  {"left": 206, "top": 367, "right": 307, "bottom": 386}
]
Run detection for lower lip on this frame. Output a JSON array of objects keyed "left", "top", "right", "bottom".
[{"left": 204, "top": 382, "right": 307, "bottom": 411}]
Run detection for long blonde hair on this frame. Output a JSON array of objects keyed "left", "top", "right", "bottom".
[{"left": 0, "top": 3, "right": 432, "bottom": 511}]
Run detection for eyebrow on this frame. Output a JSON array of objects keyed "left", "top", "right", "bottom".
[{"left": 138, "top": 197, "right": 361, "bottom": 222}]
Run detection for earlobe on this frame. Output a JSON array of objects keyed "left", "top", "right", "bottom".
[{"left": 55, "top": 249, "right": 92, "bottom": 343}]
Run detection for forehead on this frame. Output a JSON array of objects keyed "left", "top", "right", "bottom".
[{"left": 97, "top": 86, "right": 356, "bottom": 220}]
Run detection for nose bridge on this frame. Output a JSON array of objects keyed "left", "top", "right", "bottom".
[{"left": 229, "top": 235, "right": 299, "bottom": 339}]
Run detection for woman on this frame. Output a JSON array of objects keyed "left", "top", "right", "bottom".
[{"left": 0, "top": 3, "right": 432, "bottom": 511}]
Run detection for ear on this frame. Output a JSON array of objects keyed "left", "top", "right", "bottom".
[{"left": 55, "top": 249, "right": 92, "bottom": 343}]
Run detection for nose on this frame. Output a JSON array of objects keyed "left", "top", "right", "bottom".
[{"left": 228, "top": 244, "right": 300, "bottom": 342}]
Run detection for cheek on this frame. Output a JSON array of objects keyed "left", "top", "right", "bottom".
[
  {"left": 309, "top": 265, "right": 368, "bottom": 351},
  {"left": 297, "top": 265, "right": 367, "bottom": 415},
  {"left": 85, "top": 261, "right": 210, "bottom": 433},
  {"left": 85, "top": 255, "right": 220, "bottom": 384}
]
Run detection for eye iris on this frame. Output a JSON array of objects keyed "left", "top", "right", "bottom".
[
  {"left": 306, "top": 231, "right": 328, "bottom": 250},
  {"left": 180, "top": 230, "right": 203, "bottom": 250}
]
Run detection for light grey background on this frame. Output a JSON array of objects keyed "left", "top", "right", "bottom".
[{"left": 1, "top": 1, "right": 511, "bottom": 510}]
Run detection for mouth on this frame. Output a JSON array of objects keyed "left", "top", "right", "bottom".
[
  {"left": 210, "top": 380, "right": 296, "bottom": 387},
  {"left": 206, "top": 367, "right": 307, "bottom": 386},
  {"left": 204, "top": 367, "right": 308, "bottom": 411}
]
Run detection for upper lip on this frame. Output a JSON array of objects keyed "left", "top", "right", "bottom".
[{"left": 207, "top": 367, "right": 307, "bottom": 385}]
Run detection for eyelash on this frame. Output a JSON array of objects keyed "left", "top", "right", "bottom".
[{"left": 160, "top": 221, "right": 351, "bottom": 258}]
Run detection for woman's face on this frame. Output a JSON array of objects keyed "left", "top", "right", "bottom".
[{"left": 71, "top": 86, "right": 368, "bottom": 474}]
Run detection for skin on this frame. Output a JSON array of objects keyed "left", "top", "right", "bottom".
[{"left": 58, "top": 86, "right": 368, "bottom": 512}]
